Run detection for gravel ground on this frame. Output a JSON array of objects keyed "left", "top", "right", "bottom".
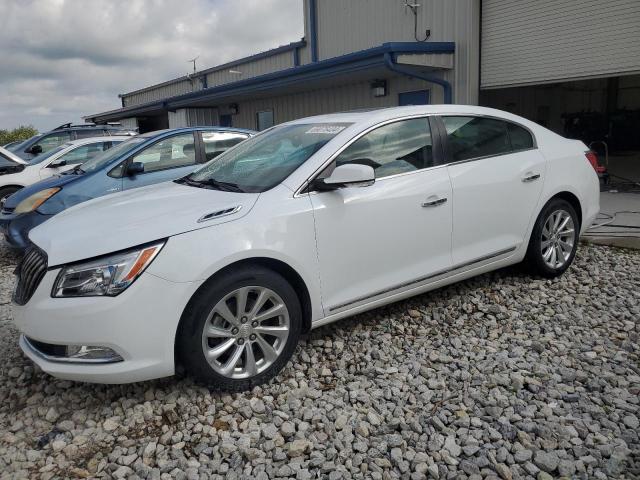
[{"left": 0, "top": 243, "right": 638, "bottom": 480}]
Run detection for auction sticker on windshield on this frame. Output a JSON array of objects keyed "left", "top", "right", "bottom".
[{"left": 305, "top": 125, "right": 347, "bottom": 134}]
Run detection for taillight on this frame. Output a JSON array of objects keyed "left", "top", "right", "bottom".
[{"left": 585, "top": 151, "right": 605, "bottom": 174}]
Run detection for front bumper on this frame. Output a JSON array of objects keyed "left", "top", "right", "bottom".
[
  {"left": 13, "top": 269, "right": 200, "bottom": 384},
  {"left": 0, "top": 211, "right": 52, "bottom": 250}
]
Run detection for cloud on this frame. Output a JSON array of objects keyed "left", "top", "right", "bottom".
[{"left": 0, "top": 0, "right": 304, "bottom": 131}]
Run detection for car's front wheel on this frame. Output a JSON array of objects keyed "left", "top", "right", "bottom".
[
  {"left": 525, "top": 198, "right": 580, "bottom": 277},
  {"left": 176, "top": 266, "right": 301, "bottom": 391}
]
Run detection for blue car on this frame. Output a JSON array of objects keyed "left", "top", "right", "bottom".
[{"left": 0, "top": 127, "right": 254, "bottom": 249}]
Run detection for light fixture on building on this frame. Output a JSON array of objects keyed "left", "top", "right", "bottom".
[
  {"left": 229, "top": 69, "right": 243, "bottom": 75},
  {"left": 229, "top": 103, "right": 239, "bottom": 115},
  {"left": 371, "top": 79, "right": 387, "bottom": 97}
]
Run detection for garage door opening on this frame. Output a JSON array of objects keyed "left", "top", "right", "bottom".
[{"left": 481, "top": 74, "right": 640, "bottom": 191}]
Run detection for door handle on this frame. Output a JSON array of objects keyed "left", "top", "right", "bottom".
[
  {"left": 422, "top": 197, "right": 447, "bottom": 207},
  {"left": 522, "top": 173, "right": 541, "bottom": 182}
]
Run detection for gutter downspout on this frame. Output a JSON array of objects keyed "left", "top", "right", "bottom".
[
  {"left": 309, "top": 0, "right": 318, "bottom": 62},
  {"left": 384, "top": 52, "right": 453, "bottom": 104}
]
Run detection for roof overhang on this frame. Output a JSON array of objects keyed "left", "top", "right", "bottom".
[{"left": 86, "top": 42, "right": 455, "bottom": 123}]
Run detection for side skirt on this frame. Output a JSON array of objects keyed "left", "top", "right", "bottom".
[{"left": 311, "top": 246, "right": 519, "bottom": 330}]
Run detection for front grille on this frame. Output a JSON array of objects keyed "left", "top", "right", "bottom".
[{"left": 13, "top": 246, "right": 48, "bottom": 305}]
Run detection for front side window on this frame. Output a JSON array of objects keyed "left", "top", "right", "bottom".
[
  {"left": 201, "top": 131, "right": 249, "bottom": 161},
  {"left": 333, "top": 118, "right": 434, "bottom": 178},
  {"left": 82, "top": 137, "right": 146, "bottom": 174},
  {"left": 55, "top": 142, "right": 110, "bottom": 165},
  {"left": 33, "top": 132, "right": 72, "bottom": 154},
  {"left": 186, "top": 123, "right": 351, "bottom": 192},
  {"left": 442, "top": 116, "right": 511, "bottom": 162},
  {"left": 256, "top": 110, "right": 274, "bottom": 131},
  {"left": 131, "top": 133, "right": 196, "bottom": 173}
]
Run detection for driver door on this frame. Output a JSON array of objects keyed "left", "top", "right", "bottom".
[{"left": 308, "top": 117, "right": 453, "bottom": 314}]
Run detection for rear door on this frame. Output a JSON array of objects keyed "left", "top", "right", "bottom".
[
  {"left": 122, "top": 133, "right": 198, "bottom": 190},
  {"left": 438, "top": 115, "right": 546, "bottom": 265}
]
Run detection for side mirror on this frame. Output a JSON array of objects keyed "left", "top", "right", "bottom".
[
  {"left": 313, "top": 164, "right": 375, "bottom": 191},
  {"left": 126, "top": 161, "right": 144, "bottom": 176},
  {"left": 29, "top": 145, "right": 43, "bottom": 155},
  {"left": 48, "top": 159, "right": 67, "bottom": 168}
]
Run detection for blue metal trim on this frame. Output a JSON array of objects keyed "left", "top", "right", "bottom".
[
  {"left": 293, "top": 46, "right": 300, "bottom": 67},
  {"left": 87, "top": 42, "right": 455, "bottom": 122},
  {"left": 309, "top": 0, "right": 318, "bottom": 62},
  {"left": 383, "top": 52, "right": 453, "bottom": 104}
]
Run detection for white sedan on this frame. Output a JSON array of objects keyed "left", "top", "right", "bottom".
[
  {"left": 0, "top": 136, "right": 130, "bottom": 203},
  {"left": 12, "top": 105, "right": 599, "bottom": 390}
]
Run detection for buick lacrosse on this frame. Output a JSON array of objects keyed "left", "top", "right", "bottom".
[{"left": 13, "top": 105, "right": 599, "bottom": 390}]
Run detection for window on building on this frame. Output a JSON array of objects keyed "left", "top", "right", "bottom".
[
  {"left": 333, "top": 118, "right": 434, "bottom": 178},
  {"left": 508, "top": 123, "right": 534, "bottom": 151},
  {"left": 441, "top": 116, "right": 511, "bottom": 162},
  {"left": 131, "top": 133, "right": 196, "bottom": 173},
  {"left": 201, "top": 132, "right": 250, "bottom": 161},
  {"left": 256, "top": 110, "right": 274, "bottom": 131}
]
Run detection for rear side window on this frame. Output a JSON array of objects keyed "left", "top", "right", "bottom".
[
  {"left": 334, "top": 118, "right": 434, "bottom": 178},
  {"left": 201, "top": 132, "right": 249, "bottom": 161},
  {"left": 508, "top": 123, "right": 534, "bottom": 151},
  {"left": 441, "top": 117, "right": 511, "bottom": 162}
]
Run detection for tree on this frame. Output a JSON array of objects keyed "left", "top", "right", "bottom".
[{"left": 0, "top": 125, "right": 38, "bottom": 146}]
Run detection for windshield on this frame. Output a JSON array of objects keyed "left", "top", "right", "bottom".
[
  {"left": 29, "top": 144, "right": 68, "bottom": 165},
  {"left": 186, "top": 123, "right": 351, "bottom": 192},
  {"left": 80, "top": 136, "right": 146, "bottom": 173}
]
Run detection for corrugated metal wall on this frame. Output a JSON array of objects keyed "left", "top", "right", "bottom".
[
  {"left": 314, "top": 0, "right": 480, "bottom": 104},
  {"left": 481, "top": 0, "right": 640, "bottom": 88},
  {"left": 168, "top": 108, "right": 220, "bottom": 128},
  {"left": 124, "top": 79, "right": 202, "bottom": 107},
  {"left": 123, "top": 51, "right": 296, "bottom": 108},
  {"left": 118, "top": 117, "right": 139, "bottom": 130},
  {"left": 205, "top": 51, "right": 294, "bottom": 88},
  {"left": 232, "top": 74, "right": 445, "bottom": 130}
]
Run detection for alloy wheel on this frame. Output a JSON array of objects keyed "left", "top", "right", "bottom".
[
  {"left": 201, "top": 286, "right": 290, "bottom": 379},
  {"left": 541, "top": 209, "right": 575, "bottom": 269}
]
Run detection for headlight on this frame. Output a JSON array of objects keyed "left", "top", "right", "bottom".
[
  {"left": 14, "top": 188, "right": 60, "bottom": 214},
  {"left": 52, "top": 242, "right": 165, "bottom": 297}
]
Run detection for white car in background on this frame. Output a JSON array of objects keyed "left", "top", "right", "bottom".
[
  {"left": 12, "top": 105, "right": 599, "bottom": 391},
  {"left": 0, "top": 137, "right": 130, "bottom": 203}
]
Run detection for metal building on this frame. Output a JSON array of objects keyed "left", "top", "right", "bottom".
[{"left": 86, "top": 0, "right": 640, "bottom": 162}]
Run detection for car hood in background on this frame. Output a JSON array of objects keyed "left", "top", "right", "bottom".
[
  {"left": 29, "top": 181, "right": 260, "bottom": 266},
  {"left": 0, "top": 146, "right": 28, "bottom": 167},
  {"left": 3, "top": 174, "right": 79, "bottom": 209}
]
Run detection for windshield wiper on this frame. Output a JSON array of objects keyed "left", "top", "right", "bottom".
[{"left": 177, "top": 177, "right": 245, "bottom": 192}]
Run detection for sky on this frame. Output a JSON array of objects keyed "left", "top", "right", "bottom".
[{"left": 0, "top": 0, "right": 304, "bottom": 132}]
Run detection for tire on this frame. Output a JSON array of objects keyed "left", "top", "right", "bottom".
[
  {"left": 524, "top": 198, "right": 580, "bottom": 278},
  {"left": 0, "top": 186, "right": 21, "bottom": 207},
  {"left": 176, "top": 265, "right": 302, "bottom": 391}
]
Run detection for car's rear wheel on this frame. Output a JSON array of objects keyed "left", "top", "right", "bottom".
[
  {"left": 176, "top": 266, "right": 301, "bottom": 391},
  {"left": 525, "top": 198, "right": 579, "bottom": 277},
  {"left": 0, "top": 186, "right": 21, "bottom": 207}
]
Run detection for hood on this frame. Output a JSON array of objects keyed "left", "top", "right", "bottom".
[
  {"left": 3, "top": 174, "right": 79, "bottom": 209},
  {"left": 0, "top": 146, "right": 28, "bottom": 168},
  {"left": 29, "top": 181, "right": 259, "bottom": 266}
]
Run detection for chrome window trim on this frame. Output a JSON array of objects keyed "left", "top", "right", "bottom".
[{"left": 293, "top": 113, "right": 438, "bottom": 197}]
